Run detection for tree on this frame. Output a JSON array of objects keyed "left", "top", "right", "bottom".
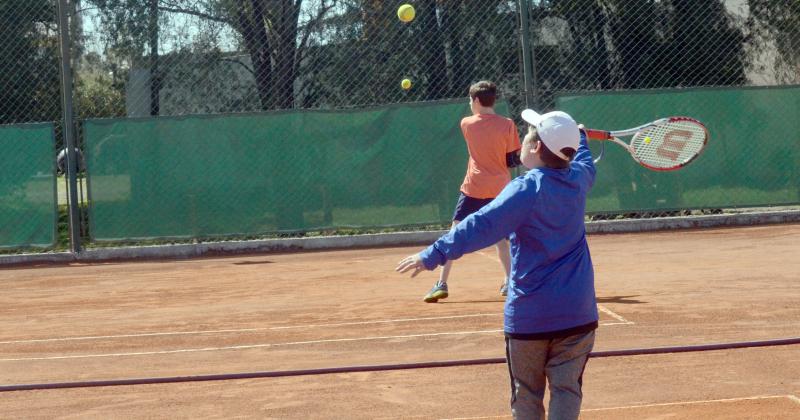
[
  {"left": 603, "top": 0, "right": 662, "bottom": 89},
  {"left": 525, "top": 0, "right": 746, "bottom": 110},
  {"left": 88, "top": 0, "right": 336, "bottom": 111},
  {"left": 747, "top": 0, "right": 800, "bottom": 83},
  {"left": 667, "top": 0, "right": 746, "bottom": 87},
  {"left": 0, "top": 0, "right": 61, "bottom": 124},
  {"left": 75, "top": 52, "right": 126, "bottom": 119},
  {"left": 84, "top": 0, "right": 161, "bottom": 116}
]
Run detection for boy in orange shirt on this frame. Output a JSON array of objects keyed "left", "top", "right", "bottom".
[{"left": 423, "top": 81, "right": 522, "bottom": 303}]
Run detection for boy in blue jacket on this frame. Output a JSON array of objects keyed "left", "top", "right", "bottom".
[{"left": 396, "top": 109, "right": 597, "bottom": 420}]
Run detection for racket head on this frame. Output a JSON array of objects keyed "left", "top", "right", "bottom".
[{"left": 628, "top": 117, "right": 708, "bottom": 171}]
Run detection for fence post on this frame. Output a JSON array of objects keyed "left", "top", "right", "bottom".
[
  {"left": 517, "top": 0, "right": 534, "bottom": 108},
  {"left": 56, "top": 0, "right": 82, "bottom": 253}
]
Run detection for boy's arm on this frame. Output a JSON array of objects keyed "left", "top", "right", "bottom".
[
  {"left": 419, "top": 179, "right": 533, "bottom": 269},
  {"left": 572, "top": 130, "right": 596, "bottom": 185}
]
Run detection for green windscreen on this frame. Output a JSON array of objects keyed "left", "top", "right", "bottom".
[
  {"left": 557, "top": 86, "right": 800, "bottom": 213},
  {"left": 0, "top": 123, "right": 56, "bottom": 249},
  {"left": 85, "top": 100, "right": 511, "bottom": 241}
]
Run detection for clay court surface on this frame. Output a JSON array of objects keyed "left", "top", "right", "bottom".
[{"left": 1, "top": 224, "right": 799, "bottom": 418}]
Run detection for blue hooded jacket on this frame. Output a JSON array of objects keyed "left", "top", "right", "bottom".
[{"left": 420, "top": 132, "right": 597, "bottom": 335}]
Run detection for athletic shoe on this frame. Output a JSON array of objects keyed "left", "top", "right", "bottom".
[
  {"left": 500, "top": 283, "right": 508, "bottom": 297},
  {"left": 423, "top": 282, "right": 449, "bottom": 303}
]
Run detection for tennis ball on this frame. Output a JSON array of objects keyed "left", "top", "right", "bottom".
[
  {"left": 644, "top": 136, "right": 652, "bottom": 144},
  {"left": 401, "top": 78, "right": 412, "bottom": 90},
  {"left": 398, "top": 4, "right": 415, "bottom": 23}
]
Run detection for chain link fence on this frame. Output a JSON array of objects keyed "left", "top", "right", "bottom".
[
  {"left": 517, "top": 0, "right": 800, "bottom": 218},
  {"left": 0, "top": 1, "right": 62, "bottom": 125},
  {"left": 77, "top": 0, "right": 523, "bottom": 117},
  {"left": 1, "top": 0, "right": 799, "bottom": 250},
  {"left": 0, "top": 1, "right": 62, "bottom": 252}
]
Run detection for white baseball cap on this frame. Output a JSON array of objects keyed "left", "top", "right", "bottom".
[{"left": 521, "top": 109, "right": 580, "bottom": 161}]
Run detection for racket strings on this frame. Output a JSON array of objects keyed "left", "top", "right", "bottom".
[{"left": 631, "top": 121, "right": 707, "bottom": 169}]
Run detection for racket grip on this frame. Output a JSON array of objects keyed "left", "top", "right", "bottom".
[{"left": 584, "top": 129, "right": 612, "bottom": 141}]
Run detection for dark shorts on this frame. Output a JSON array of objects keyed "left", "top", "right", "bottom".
[{"left": 452, "top": 192, "right": 495, "bottom": 221}]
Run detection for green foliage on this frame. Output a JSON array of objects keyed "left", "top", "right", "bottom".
[
  {"left": 747, "top": 0, "right": 800, "bottom": 82},
  {"left": 79, "top": 0, "right": 752, "bottom": 116},
  {"left": 304, "top": 0, "right": 520, "bottom": 107},
  {"left": 0, "top": 0, "right": 61, "bottom": 124},
  {"left": 530, "top": 0, "right": 747, "bottom": 109},
  {"left": 55, "top": 203, "right": 90, "bottom": 251},
  {"left": 85, "top": 0, "right": 156, "bottom": 58},
  {"left": 75, "top": 59, "right": 127, "bottom": 119}
]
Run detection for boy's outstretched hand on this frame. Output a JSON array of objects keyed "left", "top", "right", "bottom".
[{"left": 396, "top": 253, "right": 426, "bottom": 277}]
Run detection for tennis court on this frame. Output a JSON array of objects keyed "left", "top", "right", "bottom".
[{"left": 1, "top": 223, "right": 798, "bottom": 418}]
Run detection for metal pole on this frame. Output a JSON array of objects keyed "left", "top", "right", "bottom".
[
  {"left": 518, "top": 0, "right": 534, "bottom": 108},
  {"left": 56, "top": 0, "right": 82, "bottom": 253}
]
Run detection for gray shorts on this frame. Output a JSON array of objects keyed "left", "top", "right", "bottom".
[{"left": 505, "top": 330, "right": 595, "bottom": 420}]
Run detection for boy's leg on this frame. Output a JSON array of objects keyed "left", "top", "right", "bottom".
[
  {"left": 438, "top": 259, "right": 454, "bottom": 284},
  {"left": 423, "top": 221, "right": 458, "bottom": 303},
  {"left": 545, "top": 330, "right": 595, "bottom": 420},
  {"left": 495, "top": 239, "right": 511, "bottom": 295},
  {"left": 505, "top": 337, "right": 548, "bottom": 420}
]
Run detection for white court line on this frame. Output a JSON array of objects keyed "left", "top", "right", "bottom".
[
  {"left": 437, "top": 395, "right": 800, "bottom": 420},
  {"left": 580, "top": 394, "right": 799, "bottom": 412},
  {"left": 2, "top": 307, "right": 630, "bottom": 346},
  {"left": 597, "top": 305, "right": 634, "bottom": 325},
  {"left": 599, "top": 321, "right": 633, "bottom": 326},
  {"left": 788, "top": 395, "right": 800, "bottom": 405},
  {"left": 2, "top": 319, "right": 627, "bottom": 346},
  {"left": 0, "top": 313, "right": 502, "bottom": 345},
  {"left": 438, "top": 416, "right": 507, "bottom": 420},
  {"left": 0, "top": 329, "right": 504, "bottom": 362},
  {"left": 0, "top": 319, "right": 627, "bottom": 361}
]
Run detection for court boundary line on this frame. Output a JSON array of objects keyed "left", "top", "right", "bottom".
[
  {"left": 3, "top": 211, "right": 798, "bottom": 266},
  {"left": 580, "top": 394, "right": 800, "bottom": 412},
  {"left": 0, "top": 320, "right": 632, "bottom": 360},
  {"left": 1, "top": 316, "right": 630, "bottom": 346},
  {"left": 2, "top": 338, "right": 799, "bottom": 393},
  {"left": 0, "top": 313, "right": 503, "bottom": 345},
  {"left": 436, "top": 395, "right": 800, "bottom": 419},
  {"left": 0, "top": 329, "right": 505, "bottom": 362},
  {"left": 597, "top": 305, "right": 633, "bottom": 325}
]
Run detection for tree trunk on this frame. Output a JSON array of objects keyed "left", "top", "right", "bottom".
[
  {"left": 607, "top": 0, "right": 661, "bottom": 89},
  {"left": 440, "top": 0, "right": 468, "bottom": 97},
  {"left": 418, "top": 0, "right": 448, "bottom": 100},
  {"left": 234, "top": 0, "right": 274, "bottom": 110},
  {"left": 560, "top": 0, "right": 612, "bottom": 90},
  {"left": 273, "top": 1, "right": 300, "bottom": 109}
]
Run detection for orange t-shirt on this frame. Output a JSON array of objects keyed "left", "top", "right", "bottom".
[{"left": 459, "top": 114, "right": 521, "bottom": 199}]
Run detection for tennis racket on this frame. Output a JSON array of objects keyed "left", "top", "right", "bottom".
[{"left": 584, "top": 117, "right": 708, "bottom": 171}]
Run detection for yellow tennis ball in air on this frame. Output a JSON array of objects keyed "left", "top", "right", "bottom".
[
  {"left": 401, "top": 78, "right": 412, "bottom": 90},
  {"left": 397, "top": 4, "right": 415, "bottom": 23},
  {"left": 644, "top": 136, "right": 652, "bottom": 144}
]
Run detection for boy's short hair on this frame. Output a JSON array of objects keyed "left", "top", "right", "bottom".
[
  {"left": 469, "top": 81, "right": 497, "bottom": 107},
  {"left": 527, "top": 127, "right": 576, "bottom": 169}
]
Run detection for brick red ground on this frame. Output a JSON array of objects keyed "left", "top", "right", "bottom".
[{"left": 1, "top": 224, "right": 798, "bottom": 418}]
